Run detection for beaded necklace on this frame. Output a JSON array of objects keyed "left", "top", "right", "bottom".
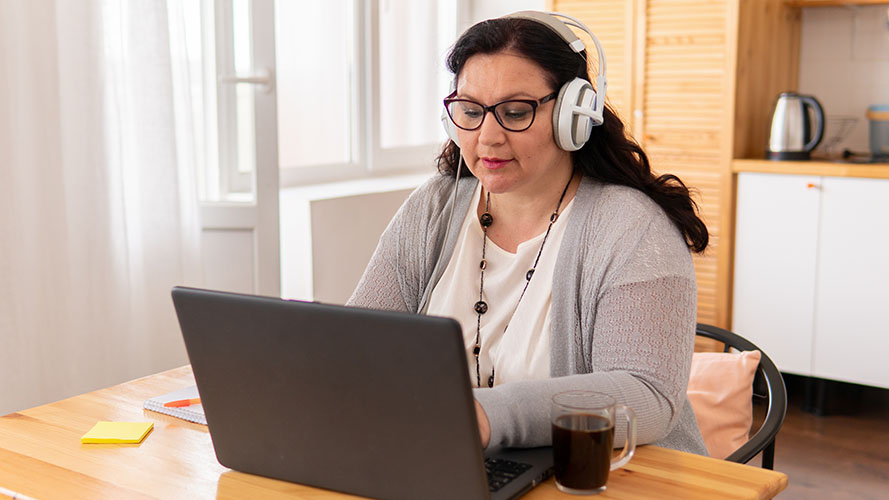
[{"left": 472, "top": 173, "right": 574, "bottom": 388}]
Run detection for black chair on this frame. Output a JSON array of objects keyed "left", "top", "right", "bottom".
[{"left": 695, "top": 323, "right": 787, "bottom": 470}]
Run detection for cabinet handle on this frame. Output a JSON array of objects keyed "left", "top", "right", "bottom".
[{"left": 806, "top": 183, "right": 819, "bottom": 189}]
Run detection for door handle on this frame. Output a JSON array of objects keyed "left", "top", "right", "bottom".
[{"left": 218, "top": 68, "right": 274, "bottom": 93}]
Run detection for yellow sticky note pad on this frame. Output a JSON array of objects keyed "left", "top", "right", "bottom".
[{"left": 81, "top": 421, "right": 153, "bottom": 444}]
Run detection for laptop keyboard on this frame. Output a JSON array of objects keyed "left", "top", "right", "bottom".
[{"left": 485, "top": 457, "right": 532, "bottom": 492}]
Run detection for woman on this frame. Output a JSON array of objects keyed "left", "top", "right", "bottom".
[{"left": 348, "top": 12, "right": 709, "bottom": 455}]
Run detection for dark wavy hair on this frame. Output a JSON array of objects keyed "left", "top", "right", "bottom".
[{"left": 436, "top": 17, "right": 709, "bottom": 253}]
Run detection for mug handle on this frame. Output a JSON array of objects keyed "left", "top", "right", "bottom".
[{"left": 610, "top": 404, "right": 636, "bottom": 471}]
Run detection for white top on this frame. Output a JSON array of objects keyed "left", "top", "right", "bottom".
[{"left": 427, "top": 182, "right": 574, "bottom": 387}]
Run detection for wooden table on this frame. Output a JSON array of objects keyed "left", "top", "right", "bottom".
[{"left": 0, "top": 366, "right": 788, "bottom": 499}]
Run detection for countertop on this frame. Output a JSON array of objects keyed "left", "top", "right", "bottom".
[{"left": 732, "top": 158, "right": 889, "bottom": 179}]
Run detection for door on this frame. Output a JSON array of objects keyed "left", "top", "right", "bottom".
[
  {"left": 199, "top": 0, "right": 280, "bottom": 296},
  {"left": 732, "top": 172, "right": 821, "bottom": 376},
  {"left": 813, "top": 177, "right": 889, "bottom": 388},
  {"left": 638, "top": 0, "right": 737, "bottom": 327}
]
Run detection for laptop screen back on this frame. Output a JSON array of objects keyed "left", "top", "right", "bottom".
[{"left": 172, "top": 287, "right": 491, "bottom": 500}]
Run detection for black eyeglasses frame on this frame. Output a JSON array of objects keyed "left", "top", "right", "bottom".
[{"left": 442, "top": 91, "right": 558, "bottom": 133}]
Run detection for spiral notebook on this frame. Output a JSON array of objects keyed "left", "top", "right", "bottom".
[{"left": 143, "top": 385, "right": 207, "bottom": 425}]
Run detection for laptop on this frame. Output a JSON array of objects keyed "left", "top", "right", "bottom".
[{"left": 171, "top": 286, "right": 553, "bottom": 500}]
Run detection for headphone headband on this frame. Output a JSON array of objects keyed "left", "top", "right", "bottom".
[
  {"left": 500, "top": 11, "right": 606, "bottom": 80},
  {"left": 503, "top": 11, "right": 585, "bottom": 52}
]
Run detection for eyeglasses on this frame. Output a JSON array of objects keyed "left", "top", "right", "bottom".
[{"left": 443, "top": 91, "right": 557, "bottom": 132}]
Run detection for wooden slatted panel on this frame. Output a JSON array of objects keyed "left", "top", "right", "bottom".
[
  {"left": 642, "top": 0, "right": 733, "bottom": 326},
  {"left": 695, "top": 336, "right": 724, "bottom": 353},
  {"left": 551, "top": 0, "right": 633, "bottom": 122}
]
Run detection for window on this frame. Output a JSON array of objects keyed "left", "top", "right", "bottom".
[
  {"left": 277, "top": 0, "right": 459, "bottom": 186},
  {"left": 275, "top": 0, "right": 354, "bottom": 171},
  {"left": 217, "top": 0, "right": 258, "bottom": 199},
  {"left": 377, "top": 0, "right": 456, "bottom": 150},
  {"left": 168, "top": 0, "right": 462, "bottom": 202}
]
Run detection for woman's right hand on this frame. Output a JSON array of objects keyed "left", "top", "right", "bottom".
[{"left": 475, "top": 399, "right": 491, "bottom": 448}]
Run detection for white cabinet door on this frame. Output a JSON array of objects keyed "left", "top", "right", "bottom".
[
  {"left": 732, "top": 173, "right": 822, "bottom": 375},
  {"left": 813, "top": 177, "right": 889, "bottom": 388}
]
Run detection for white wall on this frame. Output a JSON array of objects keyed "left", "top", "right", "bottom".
[
  {"left": 201, "top": 229, "right": 256, "bottom": 294},
  {"left": 799, "top": 5, "right": 889, "bottom": 156},
  {"left": 279, "top": 174, "right": 429, "bottom": 304}
]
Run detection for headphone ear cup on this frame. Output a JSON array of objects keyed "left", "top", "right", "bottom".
[
  {"left": 552, "top": 78, "right": 595, "bottom": 152},
  {"left": 441, "top": 106, "right": 460, "bottom": 147},
  {"left": 574, "top": 85, "right": 597, "bottom": 146}
]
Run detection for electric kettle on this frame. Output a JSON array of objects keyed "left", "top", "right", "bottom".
[{"left": 767, "top": 92, "right": 825, "bottom": 160}]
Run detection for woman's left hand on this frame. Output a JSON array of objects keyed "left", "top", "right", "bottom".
[{"left": 475, "top": 399, "right": 491, "bottom": 448}]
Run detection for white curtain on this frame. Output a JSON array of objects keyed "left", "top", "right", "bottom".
[{"left": 0, "top": 1, "right": 202, "bottom": 414}]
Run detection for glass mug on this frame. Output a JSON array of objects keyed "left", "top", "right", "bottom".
[{"left": 551, "top": 391, "right": 637, "bottom": 495}]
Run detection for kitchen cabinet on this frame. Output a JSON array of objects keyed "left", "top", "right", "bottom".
[
  {"left": 733, "top": 172, "right": 889, "bottom": 389},
  {"left": 732, "top": 173, "right": 819, "bottom": 375},
  {"left": 811, "top": 176, "right": 889, "bottom": 387}
]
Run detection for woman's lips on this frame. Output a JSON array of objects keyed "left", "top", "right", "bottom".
[{"left": 481, "top": 157, "right": 511, "bottom": 169}]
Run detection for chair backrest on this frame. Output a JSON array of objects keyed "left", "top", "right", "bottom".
[{"left": 695, "top": 323, "right": 787, "bottom": 469}]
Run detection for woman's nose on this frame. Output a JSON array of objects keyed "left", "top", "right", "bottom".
[{"left": 477, "top": 112, "right": 506, "bottom": 146}]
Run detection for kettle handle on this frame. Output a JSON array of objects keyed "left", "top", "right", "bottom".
[{"left": 800, "top": 95, "right": 824, "bottom": 152}]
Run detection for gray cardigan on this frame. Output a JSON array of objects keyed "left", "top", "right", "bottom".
[{"left": 348, "top": 174, "right": 708, "bottom": 455}]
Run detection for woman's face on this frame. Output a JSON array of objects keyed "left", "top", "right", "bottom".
[{"left": 454, "top": 50, "right": 573, "bottom": 198}]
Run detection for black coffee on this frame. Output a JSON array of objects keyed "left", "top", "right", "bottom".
[{"left": 552, "top": 413, "right": 615, "bottom": 491}]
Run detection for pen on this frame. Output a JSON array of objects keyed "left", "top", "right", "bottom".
[
  {"left": 0, "top": 486, "right": 38, "bottom": 500},
  {"left": 163, "top": 398, "right": 201, "bottom": 408}
]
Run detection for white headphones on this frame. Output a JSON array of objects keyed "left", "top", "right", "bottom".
[{"left": 441, "top": 11, "right": 607, "bottom": 152}]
